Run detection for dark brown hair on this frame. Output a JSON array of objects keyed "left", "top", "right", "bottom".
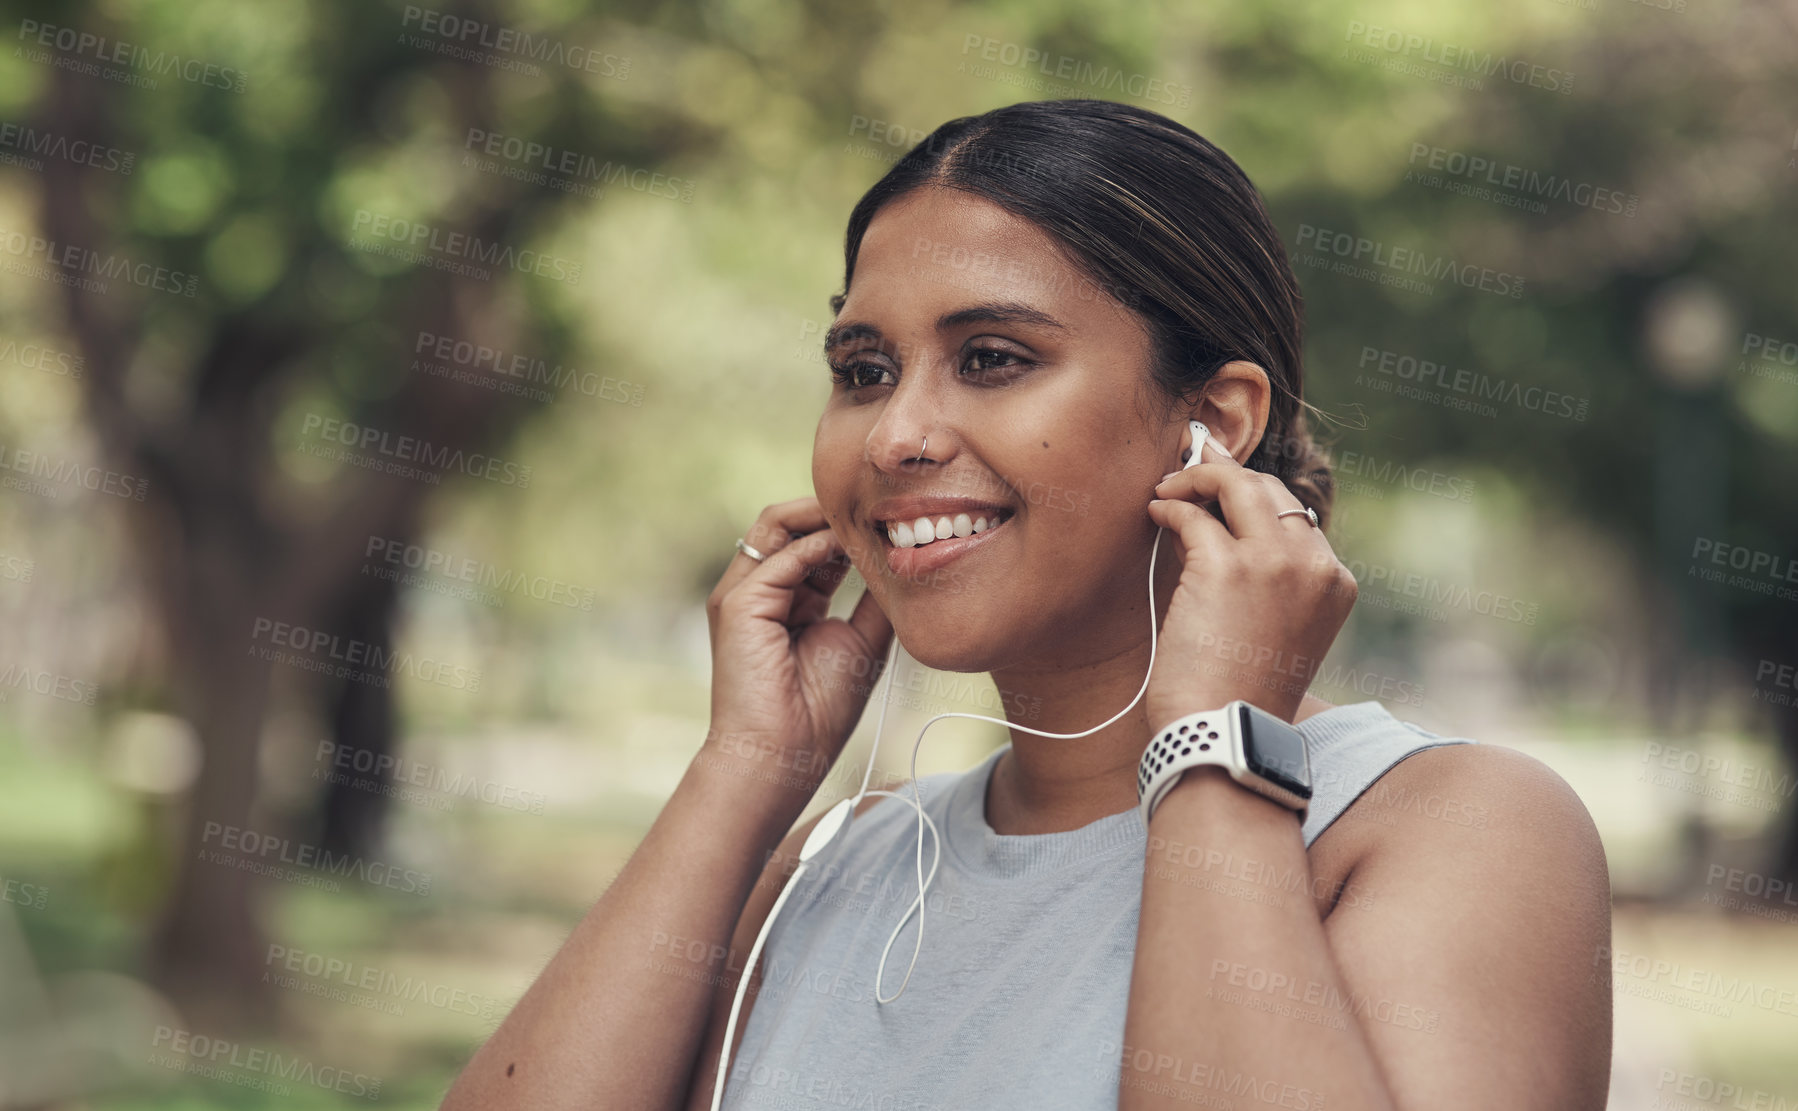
[{"left": 830, "top": 98, "right": 1335, "bottom": 529}]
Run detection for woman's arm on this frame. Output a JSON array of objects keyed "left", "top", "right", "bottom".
[
  {"left": 439, "top": 737, "right": 820, "bottom": 1111},
  {"left": 440, "top": 499, "right": 891, "bottom": 1111},
  {"left": 1120, "top": 742, "right": 1612, "bottom": 1111},
  {"left": 1136, "top": 416, "right": 1611, "bottom": 1108}
]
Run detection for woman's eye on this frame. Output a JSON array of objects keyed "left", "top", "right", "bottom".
[
  {"left": 829, "top": 349, "right": 1032, "bottom": 391},
  {"left": 964, "top": 348, "right": 1032, "bottom": 383},
  {"left": 830, "top": 361, "right": 894, "bottom": 390}
]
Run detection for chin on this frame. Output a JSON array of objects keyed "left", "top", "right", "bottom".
[
  {"left": 877, "top": 599, "right": 1006, "bottom": 676},
  {"left": 897, "top": 637, "right": 996, "bottom": 676}
]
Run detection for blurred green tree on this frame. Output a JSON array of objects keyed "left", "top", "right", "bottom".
[{"left": 19, "top": 0, "right": 645, "bottom": 1019}]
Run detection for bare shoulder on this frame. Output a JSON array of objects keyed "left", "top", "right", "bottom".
[
  {"left": 1296, "top": 696, "right": 1602, "bottom": 862},
  {"left": 1338, "top": 737, "right": 1611, "bottom": 912},
  {"left": 1371, "top": 739, "right": 1601, "bottom": 838},
  {"left": 1319, "top": 737, "right": 1614, "bottom": 1108}
]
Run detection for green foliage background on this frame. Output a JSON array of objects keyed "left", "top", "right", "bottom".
[{"left": 1, "top": 0, "right": 1795, "bottom": 1104}]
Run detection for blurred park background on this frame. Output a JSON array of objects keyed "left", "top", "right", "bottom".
[{"left": 1, "top": 0, "right": 1796, "bottom": 1105}]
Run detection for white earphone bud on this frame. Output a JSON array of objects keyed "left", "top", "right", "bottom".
[{"left": 1181, "top": 419, "right": 1213, "bottom": 469}]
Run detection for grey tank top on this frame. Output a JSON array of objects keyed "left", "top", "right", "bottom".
[{"left": 720, "top": 699, "right": 1475, "bottom": 1111}]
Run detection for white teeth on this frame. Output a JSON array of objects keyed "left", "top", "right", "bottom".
[{"left": 886, "top": 510, "right": 1006, "bottom": 548}]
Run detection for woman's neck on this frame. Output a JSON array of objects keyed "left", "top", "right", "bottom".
[
  {"left": 982, "top": 640, "right": 1337, "bottom": 836},
  {"left": 974, "top": 528, "right": 1336, "bottom": 835}
]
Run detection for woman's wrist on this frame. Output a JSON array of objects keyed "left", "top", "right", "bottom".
[
  {"left": 690, "top": 725, "right": 834, "bottom": 837},
  {"left": 1149, "top": 763, "right": 1298, "bottom": 832}
]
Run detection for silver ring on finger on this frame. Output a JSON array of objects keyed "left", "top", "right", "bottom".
[
  {"left": 1276, "top": 506, "right": 1320, "bottom": 529},
  {"left": 734, "top": 537, "right": 767, "bottom": 562}
]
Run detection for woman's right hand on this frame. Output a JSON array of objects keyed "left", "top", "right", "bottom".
[{"left": 705, "top": 497, "right": 894, "bottom": 788}]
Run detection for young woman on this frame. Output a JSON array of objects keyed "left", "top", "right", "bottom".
[{"left": 442, "top": 99, "right": 1613, "bottom": 1111}]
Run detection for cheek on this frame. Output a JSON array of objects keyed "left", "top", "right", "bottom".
[
  {"left": 1028, "top": 470, "right": 1154, "bottom": 577},
  {"left": 811, "top": 416, "right": 859, "bottom": 499}
]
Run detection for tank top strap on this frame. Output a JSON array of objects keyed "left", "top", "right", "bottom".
[{"left": 1296, "top": 700, "right": 1476, "bottom": 846}]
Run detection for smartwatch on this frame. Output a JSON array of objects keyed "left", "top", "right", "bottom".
[{"left": 1137, "top": 701, "right": 1313, "bottom": 827}]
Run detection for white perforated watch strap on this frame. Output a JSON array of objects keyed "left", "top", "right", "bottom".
[{"left": 1137, "top": 708, "right": 1239, "bottom": 829}]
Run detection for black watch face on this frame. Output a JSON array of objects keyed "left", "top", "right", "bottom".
[{"left": 1236, "top": 704, "right": 1313, "bottom": 800}]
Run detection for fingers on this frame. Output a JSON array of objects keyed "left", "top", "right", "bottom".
[
  {"left": 737, "top": 498, "right": 828, "bottom": 566},
  {"left": 1147, "top": 494, "right": 1232, "bottom": 554},
  {"left": 786, "top": 541, "right": 855, "bottom": 628},
  {"left": 725, "top": 527, "right": 855, "bottom": 628},
  {"left": 710, "top": 499, "right": 892, "bottom": 666},
  {"left": 709, "top": 498, "right": 829, "bottom": 630},
  {"left": 1153, "top": 462, "right": 1300, "bottom": 540},
  {"left": 786, "top": 526, "right": 887, "bottom": 636}
]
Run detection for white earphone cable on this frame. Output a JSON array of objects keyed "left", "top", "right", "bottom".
[{"left": 872, "top": 518, "right": 1169, "bottom": 1002}]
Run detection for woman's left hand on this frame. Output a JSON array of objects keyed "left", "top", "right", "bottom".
[{"left": 1142, "top": 449, "right": 1359, "bottom": 729}]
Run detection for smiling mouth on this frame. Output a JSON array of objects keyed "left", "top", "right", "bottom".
[{"left": 878, "top": 508, "right": 1015, "bottom": 549}]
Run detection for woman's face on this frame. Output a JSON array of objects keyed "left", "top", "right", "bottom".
[{"left": 811, "top": 184, "right": 1182, "bottom": 675}]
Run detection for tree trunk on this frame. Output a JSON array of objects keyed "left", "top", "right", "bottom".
[
  {"left": 148, "top": 591, "right": 278, "bottom": 1029},
  {"left": 317, "top": 569, "right": 401, "bottom": 858},
  {"left": 1767, "top": 645, "right": 1798, "bottom": 885}
]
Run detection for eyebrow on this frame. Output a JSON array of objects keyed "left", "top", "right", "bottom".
[{"left": 822, "top": 301, "right": 1068, "bottom": 354}]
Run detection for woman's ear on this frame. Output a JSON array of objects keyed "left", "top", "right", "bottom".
[{"left": 1187, "top": 360, "right": 1272, "bottom": 464}]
